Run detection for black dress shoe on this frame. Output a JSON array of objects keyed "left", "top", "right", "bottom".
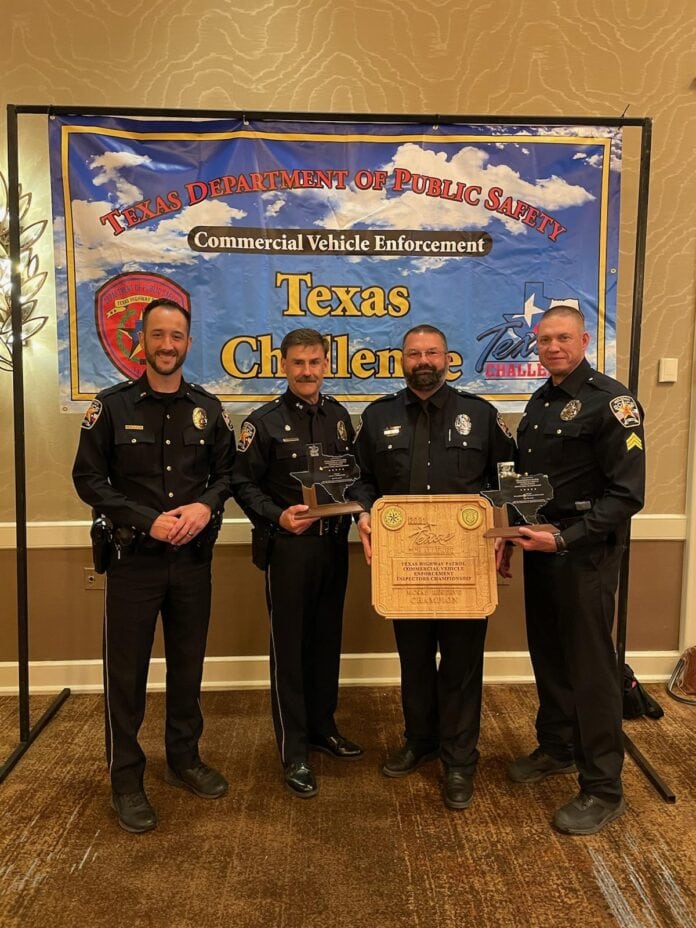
[
  {"left": 165, "top": 760, "right": 228, "bottom": 798},
  {"left": 111, "top": 790, "right": 157, "bottom": 834},
  {"left": 553, "top": 792, "right": 626, "bottom": 835},
  {"left": 444, "top": 771, "right": 474, "bottom": 810},
  {"left": 308, "top": 734, "right": 364, "bottom": 759},
  {"left": 284, "top": 761, "right": 318, "bottom": 798},
  {"left": 382, "top": 744, "right": 439, "bottom": 778}
]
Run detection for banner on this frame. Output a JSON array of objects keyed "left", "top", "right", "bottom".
[{"left": 49, "top": 117, "right": 621, "bottom": 413}]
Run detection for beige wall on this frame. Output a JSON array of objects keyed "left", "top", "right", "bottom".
[{"left": 2, "top": 0, "right": 694, "bottom": 663}]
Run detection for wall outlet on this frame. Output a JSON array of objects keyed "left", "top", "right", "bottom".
[{"left": 83, "top": 568, "right": 105, "bottom": 591}]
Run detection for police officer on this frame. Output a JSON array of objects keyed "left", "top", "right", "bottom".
[
  {"left": 349, "top": 324, "right": 515, "bottom": 810},
  {"left": 73, "top": 298, "right": 234, "bottom": 833},
  {"left": 500, "top": 305, "right": 645, "bottom": 835},
  {"left": 231, "top": 328, "right": 363, "bottom": 798}
]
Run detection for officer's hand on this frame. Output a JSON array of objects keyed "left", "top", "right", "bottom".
[
  {"left": 512, "top": 526, "right": 558, "bottom": 553},
  {"left": 357, "top": 512, "right": 372, "bottom": 565},
  {"left": 279, "top": 505, "right": 318, "bottom": 535},
  {"left": 495, "top": 538, "right": 514, "bottom": 578},
  {"left": 150, "top": 514, "right": 180, "bottom": 542},
  {"left": 163, "top": 502, "right": 212, "bottom": 545}
]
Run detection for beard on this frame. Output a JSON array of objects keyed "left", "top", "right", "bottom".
[
  {"left": 144, "top": 348, "right": 187, "bottom": 377},
  {"left": 404, "top": 364, "right": 445, "bottom": 391}
]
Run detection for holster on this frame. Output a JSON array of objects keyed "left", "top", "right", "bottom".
[
  {"left": 251, "top": 520, "right": 275, "bottom": 571},
  {"left": 90, "top": 514, "right": 113, "bottom": 574},
  {"left": 193, "top": 509, "right": 223, "bottom": 560}
]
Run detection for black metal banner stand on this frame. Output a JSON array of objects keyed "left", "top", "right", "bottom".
[
  {"left": 1, "top": 104, "right": 70, "bottom": 784},
  {"left": 1, "top": 105, "right": 673, "bottom": 800}
]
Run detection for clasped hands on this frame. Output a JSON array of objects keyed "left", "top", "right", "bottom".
[{"left": 149, "top": 502, "right": 212, "bottom": 545}]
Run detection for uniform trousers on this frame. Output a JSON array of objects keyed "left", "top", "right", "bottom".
[
  {"left": 104, "top": 544, "right": 212, "bottom": 794},
  {"left": 523, "top": 542, "right": 624, "bottom": 803},
  {"left": 393, "top": 618, "right": 488, "bottom": 773},
  {"left": 265, "top": 531, "right": 349, "bottom": 765}
]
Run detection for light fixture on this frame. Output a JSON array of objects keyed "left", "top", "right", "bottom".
[{"left": 0, "top": 170, "right": 48, "bottom": 370}]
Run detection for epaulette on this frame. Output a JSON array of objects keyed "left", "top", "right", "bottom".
[
  {"left": 188, "top": 382, "right": 218, "bottom": 401},
  {"left": 586, "top": 369, "right": 633, "bottom": 397},
  {"left": 371, "top": 392, "right": 400, "bottom": 405},
  {"left": 245, "top": 396, "right": 283, "bottom": 422},
  {"left": 98, "top": 379, "right": 136, "bottom": 399},
  {"left": 454, "top": 389, "right": 498, "bottom": 409}
]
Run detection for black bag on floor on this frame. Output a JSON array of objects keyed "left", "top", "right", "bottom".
[{"left": 623, "top": 664, "right": 664, "bottom": 719}]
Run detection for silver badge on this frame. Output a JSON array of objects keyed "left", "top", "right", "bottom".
[
  {"left": 454, "top": 413, "right": 472, "bottom": 436},
  {"left": 192, "top": 407, "right": 208, "bottom": 430},
  {"left": 560, "top": 400, "right": 582, "bottom": 421}
]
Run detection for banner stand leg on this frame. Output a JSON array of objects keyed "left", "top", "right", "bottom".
[{"left": 0, "top": 689, "right": 71, "bottom": 784}]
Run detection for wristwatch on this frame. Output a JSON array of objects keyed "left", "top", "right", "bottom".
[{"left": 552, "top": 531, "right": 567, "bottom": 553}]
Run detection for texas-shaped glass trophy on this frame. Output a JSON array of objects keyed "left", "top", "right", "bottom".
[
  {"left": 291, "top": 443, "right": 364, "bottom": 519},
  {"left": 480, "top": 462, "right": 557, "bottom": 538}
]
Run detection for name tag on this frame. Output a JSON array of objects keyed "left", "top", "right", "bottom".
[
  {"left": 383, "top": 426, "right": 401, "bottom": 437},
  {"left": 124, "top": 424, "right": 144, "bottom": 431}
]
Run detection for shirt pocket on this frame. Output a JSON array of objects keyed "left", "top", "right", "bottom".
[
  {"left": 274, "top": 441, "right": 306, "bottom": 474},
  {"left": 183, "top": 425, "right": 215, "bottom": 474},
  {"left": 445, "top": 434, "right": 486, "bottom": 479},
  {"left": 114, "top": 427, "right": 157, "bottom": 476},
  {"left": 375, "top": 432, "right": 411, "bottom": 486},
  {"left": 542, "top": 421, "right": 583, "bottom": 465}
]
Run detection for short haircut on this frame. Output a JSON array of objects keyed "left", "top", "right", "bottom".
[
  {"left": 141, "top": 298, "right": 191, "bottom": 333},
  {"left": 401, "top": 324, "right": 448, "bottom": 351},
  {"left": 540, "top": 304, "right": 585, "bottom": 327},
  {"left": 280, "top": 327, "right": 328, "bottom": 358}
]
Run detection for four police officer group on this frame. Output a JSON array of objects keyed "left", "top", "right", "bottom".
[{"left": 74, "top": 301, "right": 645, "bottom": 837}]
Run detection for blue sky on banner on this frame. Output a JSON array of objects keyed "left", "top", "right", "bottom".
[{"left": 49, "top": 118, "right": 621, "bottom": 413}]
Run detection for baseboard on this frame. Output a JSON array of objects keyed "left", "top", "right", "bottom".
[{"left": 0, "top": 651, "right": 680, "bottom": 695}]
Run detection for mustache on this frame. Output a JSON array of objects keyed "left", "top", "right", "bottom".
[{"left": 296, "top": 376, "right": 318, "bottom": 382}]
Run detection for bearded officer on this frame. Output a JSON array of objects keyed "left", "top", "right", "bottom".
[
  {"left": 499, "top": 304, "right": 645, "bottom": 835},
  {"left": 349, "top": 324, "right": 515, "bottom": 810},
  {"left": 231, "top": 328, "right": 363, "bottom": 798},
  {"left": 73, "top": 298, "right": 234, "bottom": 833}
]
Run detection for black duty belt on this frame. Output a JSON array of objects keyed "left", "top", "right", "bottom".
[{"left": 279, "top": 516, "right": 349, "bottom": 537}]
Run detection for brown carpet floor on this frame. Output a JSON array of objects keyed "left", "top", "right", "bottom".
[{"left": 0, "top": 684, "right": 694, "bottom": 928}]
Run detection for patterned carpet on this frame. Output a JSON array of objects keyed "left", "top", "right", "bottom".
[{"left": 0, "top": 684, "right": 694, "bottom": 928}]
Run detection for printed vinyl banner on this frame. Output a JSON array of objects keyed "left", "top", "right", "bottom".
[{"left": 49, "top": 117, "right": 621, "bottom": 413}]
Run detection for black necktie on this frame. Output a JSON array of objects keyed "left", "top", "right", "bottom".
[
  {"left": 409, "top": 401, "right": 431, "bottom": 493},
  {"left": 307, "top": 404, "right": 320, "bottom": 444}
]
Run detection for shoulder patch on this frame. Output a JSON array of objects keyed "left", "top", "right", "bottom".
[
  {"left": 237, "top": 420, "right": 256, "bottom": 452},
  {"left": 221, "top": 409, "right": 234, "bottom": 432},
  {"left": 81, "top": 399, "right": 103, "bottom": 430},
  {"left": 610, "top": 395, "right": 641, "bottom": 428}
]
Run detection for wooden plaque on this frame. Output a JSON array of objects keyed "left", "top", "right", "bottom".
[{"left": 371, "top": 495, "right": 498, "bottom": 619}]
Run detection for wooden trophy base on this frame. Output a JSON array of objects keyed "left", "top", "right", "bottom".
[
  {"left": 483, "top": 502, "right": 558, "bottom": 538},
  {"left": 295, "top": 486, "right": 364, "bottom": 519}
]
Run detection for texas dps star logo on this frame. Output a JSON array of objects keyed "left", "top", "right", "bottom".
[
  {"left": 458, "top": 506, "right": 482, "bottom": 530},
  {"left": 95, "top": 272, "right": 191, "bottom": 379},
  {"left": 381, "top": 505, "right": 406, "bottom": 531}
]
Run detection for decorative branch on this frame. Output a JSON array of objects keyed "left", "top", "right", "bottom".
[{"left": 0, "top": 170, "right": 48, "bottom": 371}]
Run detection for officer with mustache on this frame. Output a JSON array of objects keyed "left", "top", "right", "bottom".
[{"left": 231, "top": 328, "right": 363, "bottom": 798}]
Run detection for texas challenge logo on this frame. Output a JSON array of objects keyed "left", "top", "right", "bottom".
[
  {"left": 474, "top": 281, "right": 580, "bottom": 380},
  {"left": 94, "top": 273, "right": 190, "bottom": 379}
]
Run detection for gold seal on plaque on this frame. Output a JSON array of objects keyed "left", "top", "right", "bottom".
[
  {"left": 458, "top": 506, "right": 482, "bottom": 530},
  {"left": 381, "top": 505, "right": 406, "bottom": 530}
]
